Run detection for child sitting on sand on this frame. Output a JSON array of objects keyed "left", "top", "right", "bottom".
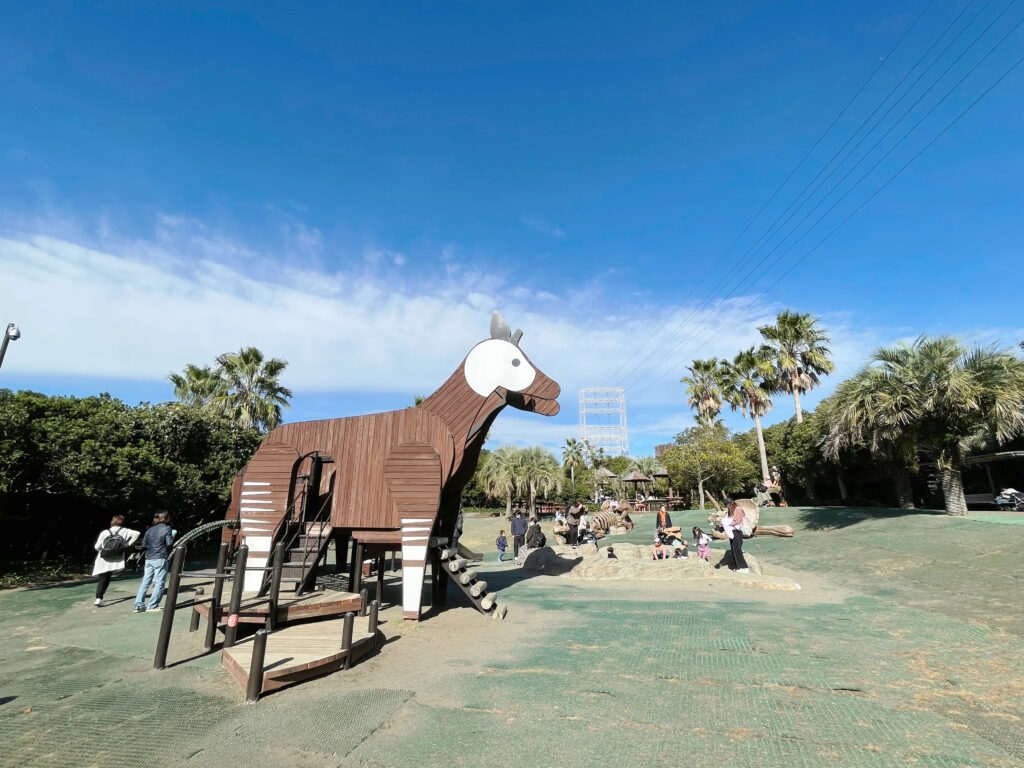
[
  {"left": 496, "top": 531, "right": 508, "bottom": 562},
  {"left": 606, "top": 547, "right": 617, "bottom": 559},
  {"left": 693, "top": 527, "right": 712, "bottom": 561},
  {"left": 673, "top": 541, "right": 689, "bottom": 559}
]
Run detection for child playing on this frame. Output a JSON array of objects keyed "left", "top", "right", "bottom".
[
  {"left": 693, "top": 526, "right": 712, "bottom": 561},
  {"left": 496, "top": 530, "right": 508, "bottom": 562},
  {"left": 673, "top": 541, "right": 689, "bottom": 559}
]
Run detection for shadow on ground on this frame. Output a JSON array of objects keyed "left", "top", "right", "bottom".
[{"left": 797, "top": 505, "right": 945, "bottom": 530}]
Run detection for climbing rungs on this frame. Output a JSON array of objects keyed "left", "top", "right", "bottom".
[
  {"left": 458, "top": 570, "right": 477, "bottom": 585},
  {"left": 480, "top": 594, "right": 496, "bottom": 611},
  {"left": 447, "top": 558, "right": 468, "bottom": 573},
  {"left": 470, "top": 581, "right": 487, "bottom": 598}
]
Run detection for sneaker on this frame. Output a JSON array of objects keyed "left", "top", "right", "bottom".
[
  {"left": 738, "top": 568, "right": 750, "bottom": 573},
  {"left": 133, "top": 607, "right": 144, "bottom": 613},
  {"left": 94, "top": 598, "right": 103, "bottom": 607},
  {"left": 147, "top": 605, "right": 163, "bottom": 612}
]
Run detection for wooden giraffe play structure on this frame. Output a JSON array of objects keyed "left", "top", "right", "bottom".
[{"left": 223, "top": 310, "right": 561, "bottom": 621}]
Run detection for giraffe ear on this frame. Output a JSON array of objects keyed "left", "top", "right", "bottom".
[
  {"left": 490, "top": 311, "right": 511, "bottom": 340},
  {"left": 511, "top": 329, "right": 523, "bottom": 345}
]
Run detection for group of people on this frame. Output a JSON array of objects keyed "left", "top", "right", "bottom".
[
  {"left": 497, "top": 508, "right": 547, "bottom": 564},
  {"left": 91, "top": 512, "right": 177, "bottom": 611},
  {"left": 645, "top": 502, "right": 748, "bottom": 572}
]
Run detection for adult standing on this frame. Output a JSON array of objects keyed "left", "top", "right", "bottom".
[
  {"left": 718, "top": 500, "right": 750, "bottom": 573},
  {"left": 566, "top": 500, "right": 582, "bottom": 547},
  {"left": 134, "top": 512, "right": 176, "bottom": 612},
  {"left": 655, "top": 505, "right": 672, "bottom": 532},
  {"left": 510, "top": 509, "right": 527, "bottom": 563},
  {"left": 91, "top": 515, "right": 140, "bottom": 607}
]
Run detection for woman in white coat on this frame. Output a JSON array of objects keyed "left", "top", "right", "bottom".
[{"left": 92, "top": 515, "right": 140, "bottom": 606}]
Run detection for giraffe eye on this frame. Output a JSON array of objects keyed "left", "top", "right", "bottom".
[{"left": 512, "top": 358, "right": 521, "bottom": 367}]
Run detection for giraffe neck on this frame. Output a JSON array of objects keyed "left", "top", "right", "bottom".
[{"left": 419, "top": 365, "right": 507, "bottom": 450}]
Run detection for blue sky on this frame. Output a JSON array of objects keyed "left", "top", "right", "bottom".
[{"left": 1, "top": 1, "right": 1022, "bottom": 457}]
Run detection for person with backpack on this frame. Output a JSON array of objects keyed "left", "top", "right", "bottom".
[
  {"left": 92, "top": 515, "right": 140, "bottom": 607},
  {"left": 133, "top": 512, "right": 176, "bottom": 612},
  {"left": 495, "top": 530, "right": 508, "bottom": 562}
]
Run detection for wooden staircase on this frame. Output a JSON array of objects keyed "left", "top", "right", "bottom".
[
  {"left": 439, "top": 546, "right": 507, "bottom": 620},
  {"left": 279, "top": 522, "right": 333, "bottom": 595}
]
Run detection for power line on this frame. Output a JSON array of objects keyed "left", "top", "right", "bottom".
[
  {"left": 600, "top": 0, "right": 937, "bottom": 387},
  {"left": 616, "top": 0, "right": 994, "bottom": 394},
  {"left": 628, "top": 28, "right": 1024, "bottom": 401},
  {"left": 620, "top": 1, "right": 1020, "bottom": 396}
]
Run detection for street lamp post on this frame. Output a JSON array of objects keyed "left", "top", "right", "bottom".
[{"left": 0, "top": 323, "right": 22, "bottom": 371}]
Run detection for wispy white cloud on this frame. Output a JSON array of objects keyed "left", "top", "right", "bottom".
[
  {"left": 5, "top": 214, "right": 1016, "bottom": 456},
  {"left": 521, "top": 216, "right": 566, "bottom": 238}
]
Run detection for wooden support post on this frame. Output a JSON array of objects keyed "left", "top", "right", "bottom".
[
  {"left": 189, "top": 587, "right": 204, "bottom": 632},
  {"left": 376, "top": 555, "right": 384, "bottom": 606},
  {"left": 267, "top": 542, "right": 285, "bottom": 632},
  {"left": 368, "top": 599, "right": 379, "bottom": 648},
  {"left": 204, "top": 543, "right": 229, "bottom": 652},
  {"left": 340, "top": 611, "right": 355, "bottom": 670},
  {"left": 154, "top": 545, "right": 186, "bottom": 670},
  {"left": 222, "top": 545, "right": 248, "bottom": 649},
  {"left": 352, "top": 541, "right": 364, "bottom": 594},
  {"left": 359, "top": 588, "right": 368, "bottom": 617},
  {"left": 246, "top": 630, "right": 268, "bottom": 703}
]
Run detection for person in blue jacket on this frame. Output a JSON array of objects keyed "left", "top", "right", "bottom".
[{"left": 134, "top": 512, "right": 176, "bottom": 612}]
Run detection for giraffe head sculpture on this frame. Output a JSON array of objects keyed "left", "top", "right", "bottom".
[{"left": 462, "top": 311, "right": 560, "bottom": 416}]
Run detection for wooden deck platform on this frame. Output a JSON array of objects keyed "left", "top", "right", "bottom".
[
  {"left": 192, "top": 588, "right": 362, "bottom": 625},
  {"left": 221, "top": 615, "right": 379, "bottom": 695}
]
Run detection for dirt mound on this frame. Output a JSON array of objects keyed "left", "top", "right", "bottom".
[{"left": 523, "top": 543, "right": 801, "bottom": 590}]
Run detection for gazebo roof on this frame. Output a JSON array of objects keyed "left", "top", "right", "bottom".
[
  {"left": 594, "top": 467, "right": 617, "bottom": 479},
  {"left": 653, "top": 467, "right": 670, "bottom": 478},
  {"left": 622, "top": 470, "right": 651, "bottom": 482}
]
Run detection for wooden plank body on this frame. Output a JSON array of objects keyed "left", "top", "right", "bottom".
[
  {"left": 222, "top": 315, "right": 561, "bottom": 619},
  {"left": 193, "top": 588, "right": 362, "bottom": 625}
]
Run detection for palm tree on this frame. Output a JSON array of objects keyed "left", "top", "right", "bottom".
[
  {"left": 167, "top": 364, "right": 224, "bottom": 409},
  {"left": 680, "top": 358, "right": 726, "bottom": 428},
  {"left": 820, "top": 336, "right": 1024, "bottom": 515},
  {"left": 514, "top": 446, "right": 563, "bottom": 517},
  {"left": 758, "top": 310, "right": 835, "bottom": 423},
  {"left": 721, "top": 348, "right": 775, "bottom": 482},
  {"left": 479, "top": 446, "right": 521, "bottom": 515},
  {"left": 562, "top": 438, "right": 585, "bottom": 491},
  {"left": 214, "top": 347, "right": 293, "bottom": 431}
]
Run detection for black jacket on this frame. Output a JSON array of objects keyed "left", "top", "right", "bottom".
[
  {"left": 510, "top": 516, "right": 528, "bottom": 537},
  {"left": 526, "top": 524, "right": 544, "bottom": 548}
]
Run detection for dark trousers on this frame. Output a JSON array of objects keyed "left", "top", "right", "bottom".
[
  {"left": 729, "top": 534, "right": 748, "bottom": 570},
  {"left": 568, "top": 525, "right": 579, "bottom": 546},
  {"left": 513, "top": 534, "right": 525, "bottom": 557},
  {"left": 95, "top": 571, "right": 113, "bottom": 599}
]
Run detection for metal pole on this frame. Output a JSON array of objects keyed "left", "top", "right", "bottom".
[
  {"left": 267, "top": 542, "right": 285, "bottom": 632},
  {"left": 222, "top": 545, "right": 248, "bottom": 649},
  {"left": 246, "top": 630, "right": 268, "bottom": 703},
  {"left": 367, "top": 600, "right": 379, "bottom": 649},
  {"left": 340, "top": 611, "right": 355, "bottom": 669},
  {"left": 189, "top": 587, "right": 205, "bottom": 632},
  {"left": 154, "top": 545, "right": 186, "bottom": 669},
  {"left": 0, "top": 323, "right": 18, "bottom": 371},
  {"left": 205, "top": 543, "right": 229, "bottom": 651},
  {"left": 359, "top": 588, "right": 368, "bottom": 617}
]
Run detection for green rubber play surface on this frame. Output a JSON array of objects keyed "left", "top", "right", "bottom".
[{"left": 2, "top": 507, "right": 1023, "bottom": 767}]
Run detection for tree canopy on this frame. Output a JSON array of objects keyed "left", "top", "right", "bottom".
[{"left": 0, "top": 390, "right": 262, "bottom": 564}]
